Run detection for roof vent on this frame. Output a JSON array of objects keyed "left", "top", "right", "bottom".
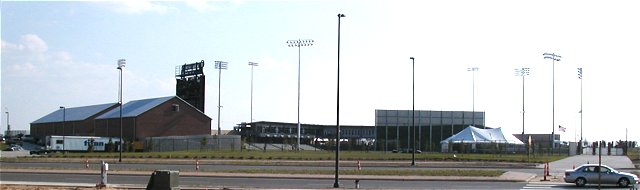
[{"left": 172, "top": 104, "right": 180, "bottom": 112}]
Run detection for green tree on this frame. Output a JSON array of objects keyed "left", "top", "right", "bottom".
[
  {"left": 147, "top": 138, "right": 154, "bottom": 152},
  {"left": 87, "top": 138, "right": 95, "bottom": 153},
  {"left": 200, "top": 137, "right": 208, "bottom": 151},
  {"left": 122, "top": 139, "right": 128, "bottom": 152},
  {"left": 127, "top": 140, "right": 133, "bottom": 152},
  {"left": 106, "top": 138, "right": 115, "bottom": 152}
]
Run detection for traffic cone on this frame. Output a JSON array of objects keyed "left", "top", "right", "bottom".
[
  {"left": 546, "top": 162, "right": 551, "bottom": 176},
  {"left": 195, "top": 159, "right": 200, "bottom": 171},
  {"left": 541, "top": 163, "right": 549, "bottom": 181}
]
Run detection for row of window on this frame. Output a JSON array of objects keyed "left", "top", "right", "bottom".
[
  {"left": 376, "top": 110, "right": 485, "bottom": 118},
  {"left": 251, "top": 125, "right": 375, "bottom": 137}
]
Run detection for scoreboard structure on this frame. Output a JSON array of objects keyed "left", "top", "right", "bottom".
[{"left": 175, "top": 60, "right": 205, "bottom": 112}]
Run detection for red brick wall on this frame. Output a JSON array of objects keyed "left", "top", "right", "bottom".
[{"left": 135, "top": 97, "right": 211, "bottom": 139}]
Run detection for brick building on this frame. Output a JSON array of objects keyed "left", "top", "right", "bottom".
[
  {"left": 30, "top": 96, "right": 211, "bottom": 143},
  {"left": 95, "top": 96, "right": 211, "bottom": 141},
  {"left": 31, "top": 103, "right": 118, "bottom": 143}
]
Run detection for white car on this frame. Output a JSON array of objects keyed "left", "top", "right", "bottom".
[{"left": 564, "top": 164, "right": 639, "bottom": 188}]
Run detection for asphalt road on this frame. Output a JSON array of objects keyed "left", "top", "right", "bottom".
[
  {"left": 0, "top": 172, "right": 528, "bottom": 189},
  {"left": 0, "top": 161, "right": 543, "bottom": 174}
]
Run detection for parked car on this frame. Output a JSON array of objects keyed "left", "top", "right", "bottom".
[
  {"left": 564, "top": 164, "right": 639, "bottom": 187},
  {"left": 3, "top": 147, "right": 21, "bottom": 151}
]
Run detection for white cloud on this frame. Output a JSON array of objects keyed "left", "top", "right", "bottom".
[
  {"left": 96, "top": 0, "right": 243, "bottom": 14},
  {"left": 103, "top": 0, "right": 175, "bottom": 14},
  {"left": 185, "top": 0, "right": 218, "bottom": 12},
  {"left": 21, "top": 34, "right": 48, "bottom": 53},
  {"left": 1, "top": 40, "right": 25, "bottom": 52},
  {"left": 1, "top": 34, "right": 173, "bottom": 132},
  {"left": 185, "top": 0, "right": 246, "bottom": 12},
  {"left": 10, "top": 62, "right": 36, "bottom": 74}
]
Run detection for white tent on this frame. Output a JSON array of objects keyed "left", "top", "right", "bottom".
[
  {"left": 440, "top": 126, "right": 524, "bottom": 153},
  {"left": 441, "top": 126, "right": 524, "bottom": 144}
]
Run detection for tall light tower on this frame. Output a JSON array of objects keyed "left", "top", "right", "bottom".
[
  {"left": 577, "top": 67, "right": 583, "bottom": 143},
  {"left": 215, "top": 61, "right": 228, "bottom": 150},
  {"left": 4, "top": 110, "right": 9, "bottom": 137},
  {"left": 467, "top": 67, "right": 479, "bottom": 128},
  {"left": 248, "top": 62, "right": 259, "bottom": 123},
  {"left": 410, "top": 57, "right": 416, "bottom": 166},
  {"left": 543, "top": 52, "right": 561, "bottom": 150},
  {"left": 117, "top": 59, "right": 125, "bottom": 162},
  {"left": 334, "top": 13, "right": 345, "bottom": 189},
  {"left": 515, "top": 68, "right": 530, "bottom": 140},
  {"left": 287, "top": 39, "right": 314, "bottom": 151}
]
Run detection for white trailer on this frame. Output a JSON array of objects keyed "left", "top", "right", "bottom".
[{"left": 46, "top": 136, "right": 121, "bottom": 151}]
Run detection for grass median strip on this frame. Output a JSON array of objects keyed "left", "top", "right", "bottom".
[
  {"left": 16, "top": 150, "right": 565, "bottom": 163},
  {"left": 220, "top": 169, "right": 505, "bottom": 177},
  {"left": 0, "top": 166, "right": 504, "bottom": 177}
]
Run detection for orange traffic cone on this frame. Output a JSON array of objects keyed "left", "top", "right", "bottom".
[{"left": 195, "top": 159, "right": 200, "bottom": 171}]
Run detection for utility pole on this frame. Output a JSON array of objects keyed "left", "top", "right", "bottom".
[
  {"left": 410, "top": 57, "right": 416, "bottom": 166},
  {"left": 334, "top": 13, "right": 345, "bottom": 189}
]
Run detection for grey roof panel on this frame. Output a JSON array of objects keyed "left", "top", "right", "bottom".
[
  {"left": 96, "top": 96, "right": 174, "bottom": 119},
  {"left": 32, "top": 103, "right": 118, "bottom": 124}
]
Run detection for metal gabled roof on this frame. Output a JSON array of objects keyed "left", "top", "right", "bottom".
[
  {"left": 95, "top": 96, "right": 174, "bottom": 119},
  {"left": 32, "top": 103, "right": 118, "bottom": 124}
]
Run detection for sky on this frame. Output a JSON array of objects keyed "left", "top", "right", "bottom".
[{"left": 1, "top": 0, "right": 639, "bottom": 143}]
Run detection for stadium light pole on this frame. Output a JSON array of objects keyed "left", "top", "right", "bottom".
[
  {"left": 248, "top": 62, "right": 259, "bottom": 123},
  {"left": 117, "top": 59, "right": 126, "bottom": 162},
  {"left": 467, "top": 67, "right": 479, "bottom": 128},
  {"left": 215, "top": 61, "right": 228, "bottom": 150},
  {"left": 410, "top": 57, "right": 417, "bottom": 165},
  {"left": 334, "top": 13, "right": 345, "bottom": 189},
  {"left": 4, "top": 110, "right": 9, "bottom": 137},
  {"left": 514, "top": 68, "right": 530, "bottom": 140},
  {"left": 60, "top": 106, "right": 66, "bottom": 152},
  {"left": 578, "top": 67, "right": 583, "bottom": 143},
  {"left": 543, "top": 52, "right": 561, "bottom": 150},
  {"left": 287, "top": 39, "right": 314, "bottom": 151}
]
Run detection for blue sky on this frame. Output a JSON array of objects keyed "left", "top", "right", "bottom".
[{"left": 2, "top": 0, "right": 639, "bottom": 143}]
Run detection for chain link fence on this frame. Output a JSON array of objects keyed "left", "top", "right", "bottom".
[{"left": 145, "top": 135, "right": 241, "bottom": 152}]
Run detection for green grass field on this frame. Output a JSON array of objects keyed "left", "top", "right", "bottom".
[{"left": 26, "top": 150, "right": 564, "bottom": 163}]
